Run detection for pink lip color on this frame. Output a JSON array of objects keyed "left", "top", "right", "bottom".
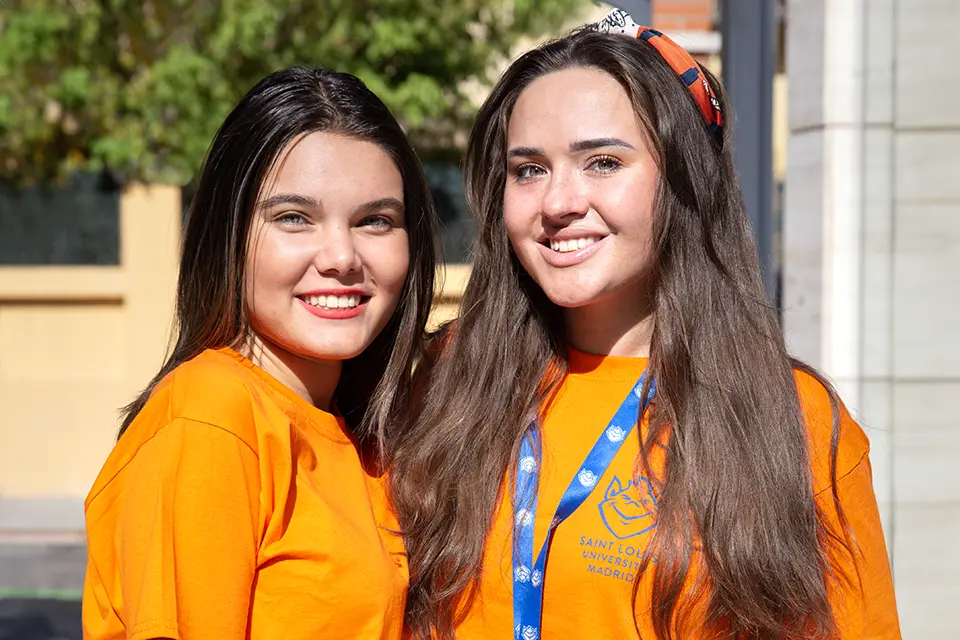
[
  {"left": 537, "top": 236, "right": 607, "bottom": 268},
  {"left": 297, "top": 296, "right": 367, "bottom": 320}
]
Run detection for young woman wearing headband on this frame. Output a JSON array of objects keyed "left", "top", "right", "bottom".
[
  {"left": 82, "top": 66, "right": 438, "bottom": 639},
  {"left": 391, "top": 10, "right": 900, "bottom": 639}
]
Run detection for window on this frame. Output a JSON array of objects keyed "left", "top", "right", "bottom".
[{"left": 0, "top": 173, "right": 120, "bottom": 266}]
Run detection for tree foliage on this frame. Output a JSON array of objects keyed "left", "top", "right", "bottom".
[{"left": 0, "top": 0, "right": 589, "bottom": 185}]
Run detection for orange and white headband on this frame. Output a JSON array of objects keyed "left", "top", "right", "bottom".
[{"left": 589, "top": 9, "right": 724, "bottom": 136}]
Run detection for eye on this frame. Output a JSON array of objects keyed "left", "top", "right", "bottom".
[
  {"left": 275, "top": 212, "right": 309, "bottom": 227},
  {"left": 512, "top": 163, "right": 546, "bottom": 182},
  {"left": 587, "top": 155, "right": 623, "bottom": 174},
  {"left": 359, "top": 215, "right": 397, "bottom": 231}
]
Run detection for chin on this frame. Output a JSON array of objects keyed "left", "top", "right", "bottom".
[
  {"left": 540, "top": 286, "right": 602, "bottom": 309},
  {"left": 305, "top": 345, "right": 367, "bottom": 361},
  {"left": 287, "top": 336, "right": 368, "bottom": 362}
]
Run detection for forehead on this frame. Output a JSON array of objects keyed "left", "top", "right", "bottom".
[
  {"left": 507, "top": 67, "right": 639, "bottom": 142},
  {"left": 262, "top": 131, "right": 403, "bottom": 199}
]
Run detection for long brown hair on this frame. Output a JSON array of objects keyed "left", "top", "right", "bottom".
[
  {"left": 390, "top": 32, "right": 852, "bottom": 639},
  {"left": 118, "top": 66, "right": 439, "bottom": 456}
]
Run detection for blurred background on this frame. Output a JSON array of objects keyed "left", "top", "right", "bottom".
[{"left": 0, "top": 0, "right": 956, "bottom": 637}]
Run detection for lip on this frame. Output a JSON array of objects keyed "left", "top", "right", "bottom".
[
  {"left": 296, "top": 289, "right": 370, "bottom": 320},
  {"left": 537, "top": 235, "right": 608, "bottom": 268}
]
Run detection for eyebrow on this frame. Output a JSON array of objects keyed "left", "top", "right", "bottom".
[
  {"left": 570, "top": 137, "right": 637, "bottom": 152},
  {"left": 507, "top": 137, "right": 637, "bottom": 159},
  {"left": 256, "top": 194, "right": 404, "bottom": 216},
  {"left": 356, "top": 197, "right": 405, "bottom": 216},
  {"left": 257, "top": 193, "right": 321, "bottom": 210},
  {"left": 507, "top": 146, "right": 543, "bottom": 159}
]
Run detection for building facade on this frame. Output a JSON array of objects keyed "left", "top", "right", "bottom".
[{"left": 783, "top": 0, "right": 959, "bottom": 635}]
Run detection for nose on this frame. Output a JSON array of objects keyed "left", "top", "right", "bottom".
[
  {"left": 541, "top": 168, "right": 589, "bottom": 222},
  {"left": 314, "top": 225, "right": 362, "bottom": 276}
]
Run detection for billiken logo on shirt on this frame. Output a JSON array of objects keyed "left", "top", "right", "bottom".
[
  {"left": 598, "top": 475, "right": 659, "bottom": 539},
  {"left": 579, "top": 474, "right": 660, "bottom": 584}
]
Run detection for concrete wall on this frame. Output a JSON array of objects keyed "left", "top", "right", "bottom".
[{"left": 783, "top": 0, "right": 960, "bottom": 635}]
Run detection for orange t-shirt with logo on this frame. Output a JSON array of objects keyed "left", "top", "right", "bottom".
[
  {"left": 454, "top": 348, "right": 901, "bottom": 639},
  {"left": 82, "top": 348, "right": 408, "bottom": 640}
]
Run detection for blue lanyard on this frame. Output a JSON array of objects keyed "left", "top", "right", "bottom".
[{"left": 512, "top": 371, "right": 655, "bottom": 640}]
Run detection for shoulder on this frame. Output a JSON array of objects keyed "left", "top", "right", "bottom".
[
  {"left": 86, "top": 351, "right": 275, "bottom": 507},
  {"left": 791, "top": 365, "right": 870, "bottom": 493},
  {"left": 133, "top": 349, "right": 282, "bottom": 451}
]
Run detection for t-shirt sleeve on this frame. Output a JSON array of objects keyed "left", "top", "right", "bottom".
[
  {"left": 111, "top": 417, "right": 261, "bottom": 640},
  {"left": 819, "top": 452, "right": 902, "bottom": 639}
]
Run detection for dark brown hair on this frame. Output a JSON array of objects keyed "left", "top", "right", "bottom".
[
  {"left": 118, "top": 66, "right": 439, "bottom": 454},
  {"left": 390, "top": 31, "right": 852, "bottom": 639}
]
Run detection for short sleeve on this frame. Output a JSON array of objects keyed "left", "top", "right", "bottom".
[
  {"left": 108, "top": 418, "right": 261, "bottom": 640},
  {"left": 819, "top": 453, "right": 902, "bottom": 639}
]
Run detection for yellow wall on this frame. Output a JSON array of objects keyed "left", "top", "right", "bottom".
[{"left": 0, "top": 186, "right": 180, "bottom": 502}]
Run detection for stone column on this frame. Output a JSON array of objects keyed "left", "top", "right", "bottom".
[
  {"left": 783, "top": 0, "right": 960, "bottom": 635},
  {"left": 888, "top": 1, "right": 960, "bottom": 634}
]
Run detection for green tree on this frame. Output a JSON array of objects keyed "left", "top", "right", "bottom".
[{"left": 0, "top": 0, "right": 589, "bottom": 186}]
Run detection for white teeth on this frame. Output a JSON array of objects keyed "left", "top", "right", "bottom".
[
  {"left": 304, "top": 294, "right": 361, "bottom": 309},
  {"left": 549, "top": 237, "right": 598, "bottom": 253}
]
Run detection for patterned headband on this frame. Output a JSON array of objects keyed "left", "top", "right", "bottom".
[{"left": 588, "top": 9, "right": 724, "bottom": 135}]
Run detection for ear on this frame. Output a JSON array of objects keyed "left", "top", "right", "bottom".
[{"left": 605, "top": 477, "right": 623, "bottom": 499}]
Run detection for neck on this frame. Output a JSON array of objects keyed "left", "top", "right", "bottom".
[
  {"left": 241, "top": 334, "right": 342, "bottom": 411},
  {"left": 564, "top": 294, "right": 654, "bottom": 358}
]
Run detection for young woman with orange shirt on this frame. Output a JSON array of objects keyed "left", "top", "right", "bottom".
[
  {"left": 391, "top": 10, "right": 901, "bottom": 639},
  {"left": 82, "top": 66, "right": 438, "bottom": 640}
]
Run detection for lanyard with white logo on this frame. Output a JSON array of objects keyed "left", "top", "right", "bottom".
[{"left": 512, "top": 371, "right": 655, "bottom": 640}]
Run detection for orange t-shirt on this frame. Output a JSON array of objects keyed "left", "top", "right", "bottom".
[
  {"left": 454, "top": 348, "right": 901, "bottom": 639},
  {"left": 82, "top": 348, "right": 408, "bottom": 640}
]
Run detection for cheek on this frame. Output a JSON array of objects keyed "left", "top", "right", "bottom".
[
  {"left": 390, "top": 247, "right": 411, "bottom": 291},
  {"left": 503, "top": 217, "right": 523, "bottom": 253},
  {"left": 603, "top": 183, "right": 656, "bottom": 242},
  {"left": 620, "top": 173, "right": 658, "bottom": 231},
  {"left": 243, "top": 234, "right": 310, "bottom": 326},
  {"left": 503, "top": 191, "right": 535, "bottom": 252},
  {"left": 243, "top": 257, "right": 282, "bottom": 332},
  {"left": 252, "top": 234, "right": 314, "bottom": 289},
  {"left": 367, "top": 234, "right": 411, "bottom": 292}
]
